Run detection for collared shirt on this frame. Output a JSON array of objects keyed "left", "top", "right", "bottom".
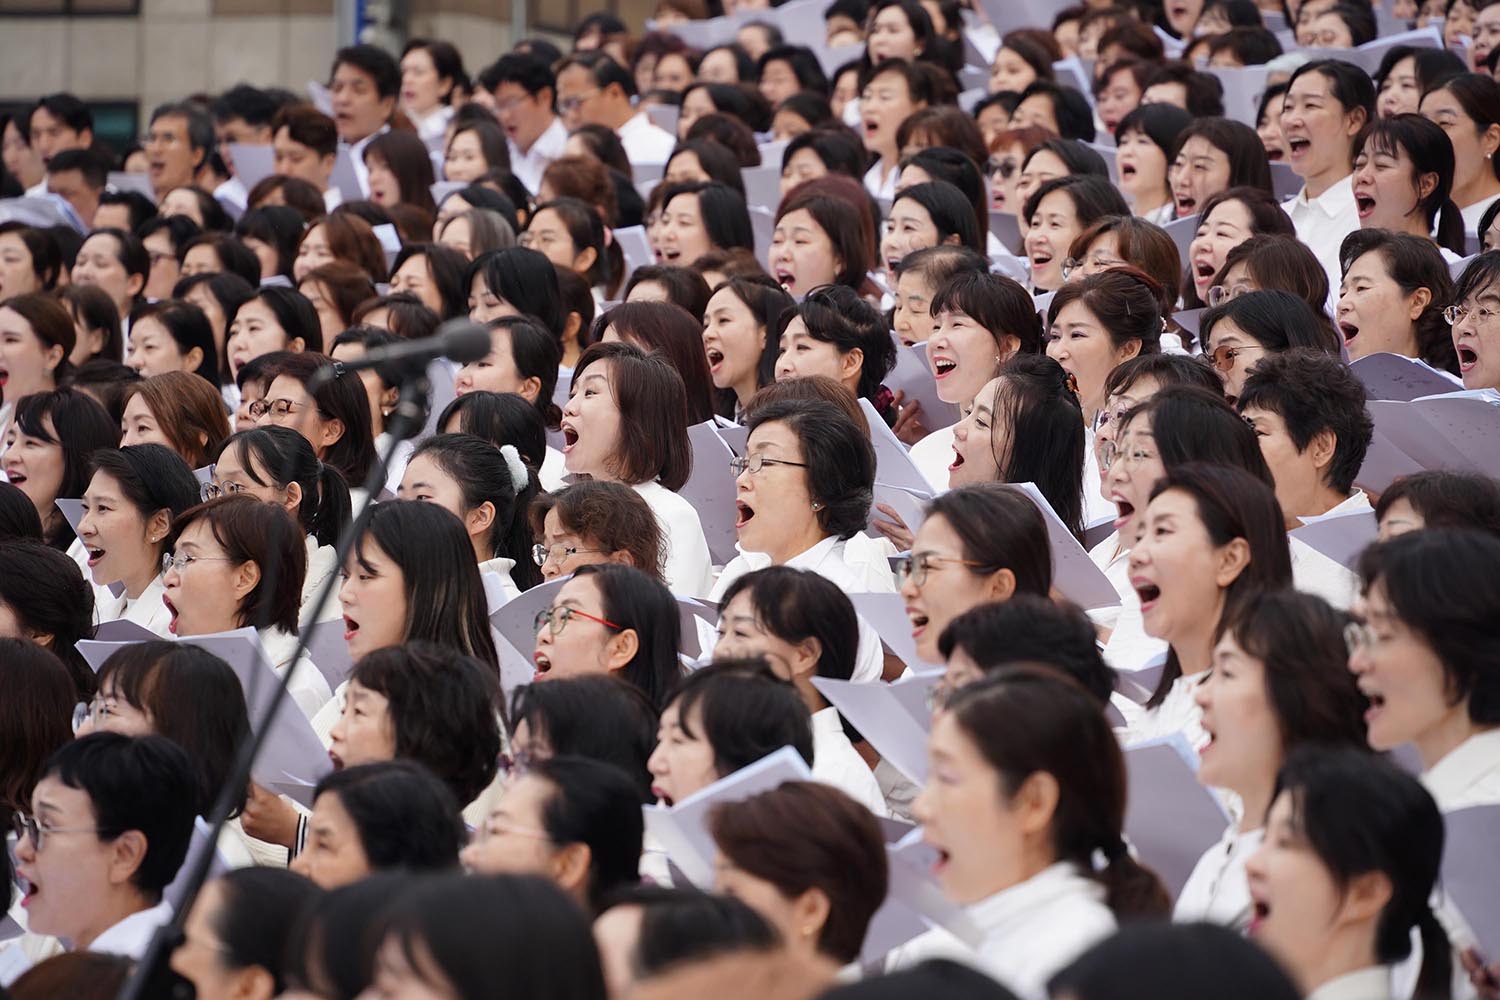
[
  {"left": 811, "top": 706, "right": 888, "bottom": 817},
  {"left": 258, "top": 626, "right": 334, "bottom": 719},
  {"left": 1116, "top": 669, "right": 1210, "bottom": 753},
  {"left": 508, "top": 116, "right": 570, "bottom": 195},
  {"left": 617, "top": 113, "right": 676, "bottom": 167},
  {"left": 1421, "top": 728, "right": 1500, "bottom": 812},
  {"left": 966, "top": 863, "right": 1116, "bottom": 1000},
  {"left": 410, "top": 104, "right": 453, "bottom": 151},
  {"left": 1462, "top": 195, "right": 1499, "bottom": 235},
  {"left": 94, "top": 574, "right": 172, "bottom": 636},
  {"left": 1307, "top": 967, "right": 1395, "bottom": 1000},
  {"left": 1283, "top": 175, "right": 1358, "bottom": 305},
  {"left": 1173, "top": 825, "right": 1263, "bottom": 930},
  {"left": 1290, "top": 489, "right": 1372, "bottom": 612},
  {"left": 864, "top": 160, "right": 898, "bottom": 201},
  {"left": 631, "top": 479, "right": 714, "bottom": 599},
  {"left": 88, "top": 899, "right": 174, "bottom": 959}
]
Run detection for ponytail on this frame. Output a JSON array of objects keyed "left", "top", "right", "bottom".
[
  {"left": 1411, "top": 906, "right": 1453, "bottom": 1000},
  {"left": 308, "top": 461, "right": 353, "bottom": 549},
  {"left": 500, "top": 444, "right": 544, "bottom": 592},
  {"left": 1097, "top": 843, "right": 1172, "bottom": 921},
  {"left": 1434, "top": 199, "right": 1466, "bottom": 258}
]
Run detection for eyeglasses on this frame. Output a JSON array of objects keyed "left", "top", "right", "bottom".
[
  {"left": 200, "top": 481, "right": 255, "bottom": 502},
  {"left": 1205, "top": 283, "right": 1253, "bottom": 308},
  {"left": 474, "top": 816, "right": 552, "bottom": 844},
  {"left": 1098, "top": 439, "right": 1157, "bottom": 470},
  {"left": 1092, "top": 398, "right": 1137, "bottom": 434},
  {"left": 1343, "top": 620, "right": 1381, "bottom": 656},
  {"left": 894, "top": 552, "right": 985, "bottom": 587},
  {"left": 988, "top": 157, "right": 1020, "bottom": 180},
  {"left": 497, "top": 747, "right": 536, "bottom": 778},
  {"left": 162, "top": 551, "right": 234, "bottom": 573},
  {"left": 728, "top": 455, "right": 810, "bottom": 476},
  {"left": 12, "top": 813, "right": 105, "bottom": 852},
  {"left": 557, "top": 89, "right": 600, "bottom": 114},
  {"left": 1443, "top": 302, "right": 1500, "bottom": 327},
  {"left": 531, "top": 543, "right": 603, "bottom": 567},
  {"left": 1060, "top": 253, "right": 1125, "bottom": 282},
  {"left": 533, "top": 605, "right": 624, "bottom": 636},
  {"left": 1206, "top": 343, "right": 1265, "bottom": 372},
  {"left": 247, "top": 398, "right": 313, "bottom": 419},
  {"left": 72, "top": 697, "right": 120, "bottom": 732}
]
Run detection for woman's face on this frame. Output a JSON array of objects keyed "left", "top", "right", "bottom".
[
  {"left": 559, "top": 360, "right": 624, "bottom": 480},
  {"left": 867, "top": 6, "right": 920, "bottom": 63},
  {"left": 1377, "top": 57, "right": 1421, "bottom": 119},
  {"left": 440, "top": 215, "right": 477, "bottom": 259},
  {"left": 733, "top": 418, "right": 821, "bottom": 560},
  {"left": 257, "top": 373, "right": 344, "bottom": 459},
  {"left": 1451, "top": 279, "right": 1500, "bottom": 391},
  {"left": 1171, "top": 135, "right": 1233, "bottom": 219},
  {"left": 1116, "top": 128, "right": 1169, "bottom": 204},
  {"left": 532, "top": 574, "right": 626, "bottom": 682},
  {"left": 1097, "top": 69, "right": 1142, "bottom": 134},
  {"left": 1046, "top": 299, "right": 1135, "bottom": 417},
  {"left": 1009, "top": 93, "right": 1060, "bottom": 135},
  {"left": 120, "top": 392, "right": 178, "bottom": 454},
  {"left": 1196, "top": 628, "right": 1283, "bottom": 798},
  {"left": 989, "top": 46, "right": 1038, "bottom": 95},
  {"left": 646, "top": 699, "right": 721, "bottom": 805},
  {"left": 881, "top": 196, "right": 944, "bottom": 274},
  {"left": 911, "top": 711, "right": 1034, "bottom": 905},
  {"left": 860, "top": 73, "right": 918, "bottom": 158},
  {"left": 779, "top": 148, "right": 829, "bottom": 198},
  {"left": 654, "top": 193, "right": 714, "bottom": 266},
  {"left": 1297, "top": 9, "right": 1353, "bottom": 47},
  {"left": 1336, "top": 250, "right": 1426, "bottom": 362},
  {"left": 947, "top": 376, "right": 1010, "bottom": 489},
  {"left": 703, "top": 286, "right": 766, "bottom": 394},
  {"left": 1203, "top": 314, "right": 1265, "bottom": 404},
  {"left": 1188, "top": 199, "right": 1254, "bottom": 300},
  {"left": 697, "top": 49, "right": 740, "bottom": 85},
  {"left": 170, "top": 882, "right": 256, "bottom": 1000},
  {"left": 366, "top": 155, "right": 400, "bottom": 207},
  {"left": 226, "top": 297, "right": 297, "bottom": 378},
  {"left": 2, "top": 120, "right": 43, "bottom": 189},
  {"left": 677, "top": 87, "right": 717, "bottom": 139},
  {"left": 289, "top": 791, "right": 371, "bottom": 889},
  {"left": 759, "top": 57, "right": 802, "bottom": 107},
  {"left": 142, "top": 230, "right": 183, "bottom": 302},
  {"left": 397, "top": 452, "right": 481, "bottom": 553},
  {"left": 467, "top": 272, "right": 521, "bottom": 323},
  {"left": 1257, "top": 99, "right": 1289, "bottom": 164},
  {"left": 929, "top": 308, "right": 1007, "bottom": 408},
  {"left": 1421, "top": 85, "right": 1500, "bottom": 199},
  {"left": 3, "top": 412, "right": 67, "bottom": 530},
  {"left": 0, "top": 232, "right": 41, "bottom": 300},
  {"left": 1024, "top": 189, "right": 1081, "bottom": 292},
  {"left": 831, "top": 69, "right": 860, "bottom": 122},
  {"left": 711, "top": 590, "right": 808, "bottom": 681},
  {"left": 536, "top": 507, "right": 616, "bottom": 580},
  {"left": 767, "top": 208, "right": 841, "bottom": 296},
  {"left": 1093, "top": 375, "right": 1159, "bottom": 493},
  {"left": 892, "top": 269, "right": 935, "bottom": 346},
  {"left": 0, "top": 304, "right": 63, "bottom": 400},
  {"left": 443, "top": 129, "right": 489, "bottom": 184},
  {"left": 125, "top": 313, "right": 197, "bottom": 377},
  {"left": 771, "top": 108, "right": 815, "bottom": 142},
  {"left": 161, "top": 188, "right": 204, "bottom": 227},
  {"left": 1129, "top": 487, "right": 1244, "bottom": 650},
  {"left": 1348, "top": 579, "right": 1460, "bottom": 761},
  {"left": 337, "top": 534, "right": 409, "bottom": 661},
  {"left": 1165, "top": 0, "right": 1205, "bottom": 37},
  {"left": 1351, "top": 137, "right": 1426, "bottom": 234},
  {"left": 1103, "top": 416, "right": 1166, "bottom": 544},
  {"left": 461, "top": 773, "right": 563, "bottom": 877},
  {"left": 210, "top": 440, "right": 293, "bottom": 510},
  {"left": 182, "top": 285, "right": 228, "bottom": 362},
  {"left": 390, "top": 254, "right": 445, "bottom": 315},
  {"left": 293, "top": 223, "right": 335, "bottom": 282},
  {"left": 524, "top": 207, "right": 591, "bottom": 278},
  {"left": 899, "top": 512, "right": 998, "bottom": 664},
  {"left": 162, "top": 519, "right": 253, "bottom": 636},
  {"left": 242, "top": 236, "right": 281, "bottom": 283},
  {"left": 775, "top": 314, "right": 856, "bottom": 389},
  {"left": 72, "top": 234, "right": 137, "bottom": 314},
  {"left": 78, "top": 470, "right": 159, "bottom": 591},
  {"left": 328, "top": 678, "right": 397, "bottom": 770},
  {"left": 400, "top": 46, "right": 446, "bottom": 116},
  {"left": 663, "top": 150, "right": 710, "bottom": 188},
  {"left": 1280, "top": 71, "right": 1362, "bottom": 184}
]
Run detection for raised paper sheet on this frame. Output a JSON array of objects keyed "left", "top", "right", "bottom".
[{"left": 1122, "top": 734, "right": 1231, "bottom": 897}]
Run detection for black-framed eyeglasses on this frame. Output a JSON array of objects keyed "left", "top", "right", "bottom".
[
  {"left": 12, "top": 813, "right": 105, "bottom": 852},
  {"left": 729, "top": 455, "right": 809, "bottom": 476},
  {"left": 247, "top": 398, "right": 313, "bottom": 419},
  {"left": 531, "top": 543, "right": 603, "bottom": 567}
]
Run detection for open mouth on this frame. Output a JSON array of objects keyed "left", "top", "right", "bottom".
[
  {"left": 561, "top": 424, "right": 580, "bottom": 452},
  {"left": 734, "top": 500, "right": 756, "bottom": 529},
  {"left": 1030, "top": 251, "right": 1053, "bottom": 269},
  {"left": 862, "top": 118, "right": 879, "bottom": 138},
  {"left": 6, "top": 470, "right": 26, "bottom": 486},
  {"left": 329, "top": 750, "right": 345, "bottom": 770},
  {"left": 1133, "top": 580, "right": 1162, "bottom": 610},
  {"left": 706, "top": 347, "right": 724, "bottom": 372},
  {"left": 86, "top": 547, "right": 105, "bottom": 567},
  {"left": 1194, "top": 259, "right": 1216, "bottom": 280},
  {"left": 1458, "top": 344, "right": 1479, "bottom": 370},
  {"left": 932, "top": 357, "right": 957, "bottom": 379},
  {"left": 658, "top": 245, "right": 680, "bottom": 262},
  {"left": 17, "top": 873, "right": 37, "bottom": 909},
  {"left": 906, "top": 606, "right": 930, "bottom": 638},
  {"left": 1355, "top": 194, "right": 1376, "bottom": 219},
  {"left": 1175, "top": 193, "right": 1198, "bottom": 215},
  {"left": 1249, "top": 898, "right": 1270, "bottom": 933},
  {"left": 1113, "top": 497, "right": 1135, "bottom": 530},
  {"left": 1119, "top": 162, "right": 1136, "bottom": 180},
  {"left": 163, "top": 594, "right": 179, "bottom": 634},
  {"left": 1286, "top": 137, "right": 1310, "bottom": 159},
  {"left": 343, "top": 614, "right": 360, "bottom": 642},
  {"left": 948, "top": 449, "right": 966, "bottom": 472},
  {"left": 1339, "top": 321, "right": 1360, "bottom": 344},
  {"left": 532, "top": 650, "right": 551, "bottom": 677},
  {"left": 0, "top": 366, "right": 9, "bottom": 387},
  {"left": 651, "top": 784, "right": 673, "bottom": 806},
  {"left": 774, "top": 268, "right": 796, "bottom": 290},
  {"left": 1361, "top": 685, "right": 1386, "bottom": 723},
  {"left": 1266, "top": 146, "right": 1284, "bottom": 162}
]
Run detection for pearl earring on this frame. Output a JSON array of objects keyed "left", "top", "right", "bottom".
[{"left": 812, "top": 502, "right": 824, "bottom": 511}]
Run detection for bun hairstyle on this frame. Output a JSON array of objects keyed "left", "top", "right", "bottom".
[{"left": 945, "top": 668, "right": 1171, "bottom": 919}]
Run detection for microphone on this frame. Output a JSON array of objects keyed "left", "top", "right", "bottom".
[{"left": 325, "top": 319, "right": 494, "bottom": 378}]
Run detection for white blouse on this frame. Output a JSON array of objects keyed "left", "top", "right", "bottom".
[
  {"left": 1115, "top": 670, "right": 1210, "bottom": 753},
  {"left": 811, "top": 706, "right": 888, "bottom": 818},
  {"left": 1421, "top": 728, "right": 1500, "bottom": 813},
  {"left": 631, "top": 479, "right": 714, "bottom": 599},
  {"left": 300, "top": 536, "right": 342, "bottom": 627},
  {"left": 1173, "top": 825, "right": 1263, "bottom": 930},
  {"left": 94, "top": 574, "right": 172, "bottom": 635},
  {"left": 909, "top": 425, "right": 955, "bottom": 493},
  {"left": 258, "top": 626, "right": 333, "bottom": 719},
  {"left": 1307, "top": 967, "right": 1394, "bottom": 1000}
]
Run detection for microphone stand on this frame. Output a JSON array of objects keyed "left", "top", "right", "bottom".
[{"left": 116, "top": 371, "right": 431, "bottom": 1000}]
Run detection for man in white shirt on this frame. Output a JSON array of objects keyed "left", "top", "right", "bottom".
[
  {"left": 44, "top": 148, "right": 105, "bottom": 230},
  {"left": 23, "top": 94, "right": 93, "bottom": 198},
  {"left": 6, "top": 733, "right": 197, "bottom": 974},
  {"left": 555, "top": 52, "right": 676, "bottom": 168},
  {"left": 143, "top": 102, "right": 215, "bottom": 201},
  {"left": 1239, "top": 351, "right": 1374, "bottom": 608},
  {"left": 482, "top": 53, "right": 570, "bottom": 195},
  {"left": 328, "top": 45, "right": 399, "bottom": 197},
  {"left": 209, "top": 83, "right": 280, "bottom": 216},
  {"left": 1278, "top": 61, "right": 1372, "bottom": 295}
]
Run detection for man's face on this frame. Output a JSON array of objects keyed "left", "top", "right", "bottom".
[
  {"left": 330, "top": 62, "right": 395, "bottom": 144},
  {"left": 46, "top": 168, "right": 100, "bottom": 226},
  {"left": 144, "top": 114, "right": 202, "bottom": 195},
  {"left": 215, "top": 115, "right": 272, "bottom": 177},
  {"left": 29, "top": 107, "right": 90, "bottom": 165},
  {"left": 556, "top": 64, "right": 608, "bottom": 130},
  {"left": 272, "top": 127, "right": 335, "bottom": 190},
  {"left": 494, "top": 81, "right": 554, "bottom": 151}
]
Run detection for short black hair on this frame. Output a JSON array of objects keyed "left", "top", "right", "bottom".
[
  {"left": 481, "top": 53, "right": 556, "bottom": 99},
  {"left": 97, "top": 190, "right": 159, "bottom": 232},
  {"left": 1375, "top": 471, "right": 1500, "bottom": 538},
  {"left": 1236, "top": 348, "right": 1373, "bottom": 495},
  {"left": 311, "top": 760, "right": 466, "bottom": 874},
  {"left": 31, "top": 93, "right": 93, "bottom": 136},
  {"left": 744, "top": 398, "right": 875, "bottom": 541},
  {"left": 669, "top": 660, "right": 814, "bottom": 776},
  {"left": 149, "top": 101, "right": 216, "bottom": 161},
  {"left": 611, "top": 886, "right": 779, "bottom": 977},
  {"left": 210, "top": 84, "right": 283, "bottom": 127},
  {"left": 212, "top": 867, "right": 322, "bottom": 995},
  {"left": 1016, "top": 80, "right": 1096, "bottom": 141},
  {"left": 41, "top": 733, "right": 197, "bottom": 900},
  {"left": 936, "top": 595, "right": 1114, "bottom": 706},
  {"left": 530, "top": 756, "right": 644, "bottom": 913},
  {"left": 716, "top": 566, "right": 860, "bottom": 682},
  {"left": 45, "top": 148, "right": 107, "bottom": 189},
  {"left": 560, "top": 51, "right": 637, "bottom": 99},
  {"left": 507, "top": 676, "right": 658, "bottom": 803},
  {"left": 332, "top": 44, "right": 401, "bottom": 99}
]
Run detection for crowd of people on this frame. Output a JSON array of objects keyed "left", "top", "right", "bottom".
[{"left": 1, "top": 0, "right": 1500, "bottom": 996}]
